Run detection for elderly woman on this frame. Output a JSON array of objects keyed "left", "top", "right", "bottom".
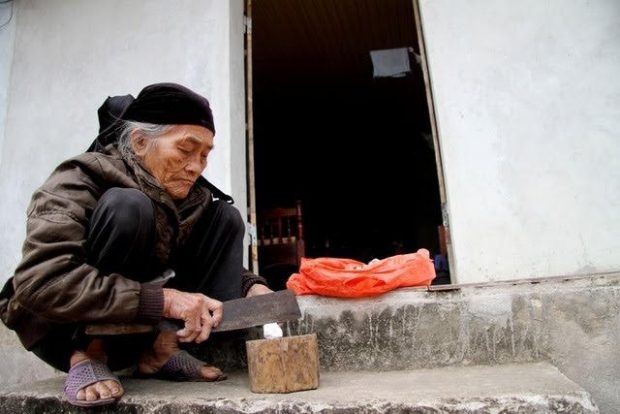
[{"left": 0, "top": 83, "right": 272, "bottom": 407}]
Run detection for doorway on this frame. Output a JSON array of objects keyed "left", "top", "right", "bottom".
[{"left": 248, "top": 0, "right": 448, "bottom": 287}]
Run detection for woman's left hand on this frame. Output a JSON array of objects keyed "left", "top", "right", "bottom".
[{"left": 245, "top": 283, "right": 273, "bottom": 297}]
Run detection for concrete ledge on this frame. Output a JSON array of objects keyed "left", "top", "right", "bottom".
[
  {"left": 0, "top": 362, "right": 598, "bottom": 413},
  {"left": 285, "top": 273, "right": 620, "bottom": 413},
  {"left": 290, "top": 273, "right": 620, "bottom": 370}
]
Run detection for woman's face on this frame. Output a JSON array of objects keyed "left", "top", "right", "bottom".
[{"left": 131, "top": 124, "right": 214, "bottom": 199}]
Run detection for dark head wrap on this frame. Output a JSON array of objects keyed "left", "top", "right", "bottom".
[
  {"left": 87, "top": 82, "right": 215, "bottom": 152},
  {"left": 87, "top": 83, "right": 232, "bottom": 204},
  {"left": 98, "top": 94, "right": 135, "bottom": 134},
  {"left": 124, "top": 83, "right": 215, "bottom": 134}
]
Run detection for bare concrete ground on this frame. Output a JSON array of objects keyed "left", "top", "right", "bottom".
[{"left": 0, "top": 362, "right": 598, "bottom": 413}]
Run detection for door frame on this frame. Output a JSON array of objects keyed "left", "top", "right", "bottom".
[
  {"left": 412, "top": 0, "right": 454, "bottom": 278},
  {"left": 244, "top": 0, "right": 454, "bottom": 278},
  {"left": 244, "top": 0, "right": 259, "bottom": 272}
]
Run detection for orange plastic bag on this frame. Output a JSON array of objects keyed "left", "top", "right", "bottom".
[{"left": 286, "top": 249, "right": 436, "bottom": 298}]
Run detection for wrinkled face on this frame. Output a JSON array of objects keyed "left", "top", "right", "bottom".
[{"left": 131, "top": 124, "right": 214, "bottom": 199}]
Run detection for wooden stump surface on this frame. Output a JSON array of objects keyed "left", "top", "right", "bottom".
[{"left": 246, "top": 333, "right": 319, "bottom": 393}]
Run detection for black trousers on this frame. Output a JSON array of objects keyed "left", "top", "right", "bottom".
[{"left": 32, "top": 187, "right": 245, "bottom": 372}]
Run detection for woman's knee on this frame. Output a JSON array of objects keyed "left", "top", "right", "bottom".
[
  {"left": 211, "top": 201, "right": 245, "bottom": 235},
  {"left": 91, "top": 188, "right": 155, "bottom": 238}
]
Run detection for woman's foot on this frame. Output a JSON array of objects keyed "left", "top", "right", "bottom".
[
  {"left": 66, "top": 339, "right": 123, "bottom": 405},
  {"left": 138, "top": 330, "right": 224, "bottom": 380}
]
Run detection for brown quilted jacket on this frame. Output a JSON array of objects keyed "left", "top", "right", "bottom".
[{"left": 0, "top": 145, "right": 265, "bottom": 349}]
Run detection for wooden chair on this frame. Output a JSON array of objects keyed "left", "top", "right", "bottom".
[{"left": 258, "top": 200, "right": 305, "bottom": 290}]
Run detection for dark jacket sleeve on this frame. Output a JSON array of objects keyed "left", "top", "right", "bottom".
[
  {"left": 241, "top": 268, "right": 269, "bottom": 297},
  {"left": 11, "top": 155, "right": 162, "bottom": 325}
]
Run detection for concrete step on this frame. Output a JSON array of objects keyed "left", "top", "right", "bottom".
[
  {"left": 287, "top": 274, "right": 620, "bottom": 372},
  {"left": 1, "top": 274, "right": 618, "bottom": 410},
  {"left": 186, "top": 274, "right": 619, "bottom": 412},
  {"left": 0, "top": 362, "right": 598, "bottom": 413},
  {"left": 197, "top": 274, "right": 620, "bottom": 373}
]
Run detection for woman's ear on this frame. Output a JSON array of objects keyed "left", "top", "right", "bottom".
[{"left": 130, "top": 130, "right": 148, "bottom": 157}]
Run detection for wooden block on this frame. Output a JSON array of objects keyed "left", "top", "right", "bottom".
[{"left": 246, "top": 333, "right": 319, "bottom": 393}]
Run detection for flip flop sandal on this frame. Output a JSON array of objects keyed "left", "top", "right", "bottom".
[
  {"left": 144, "top": 350, "right": 227, "bottom": 382},
  {"left": 64, "top": 359, "right": 121, "bottom": 407}
]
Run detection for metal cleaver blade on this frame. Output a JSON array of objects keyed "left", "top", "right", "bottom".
[{"left": 212, "top": 289, "right": 301, "bottom": 332}]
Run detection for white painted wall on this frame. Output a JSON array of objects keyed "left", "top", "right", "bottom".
[
  {"left": 0, "top": 0, "right": 56, "bottom": 390},
  {"left": 0, "top": 0, "right": 246, "bottom": 388},
  {"left": 0, "top": 1, "right": 16, "bottom": 165},
  {"left": 228, "top": 0, "right": 250, "bottom": 263},
  {"left": 419, "top": 0, "right": 620, "bottom": 283}
]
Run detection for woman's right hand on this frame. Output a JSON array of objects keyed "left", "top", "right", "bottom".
[{"left": 162, "top": 288, "right": 223, "bottom": 343}]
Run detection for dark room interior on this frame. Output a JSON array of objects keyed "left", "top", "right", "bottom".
[{"left": 250, "top": 0, "right": 444, "bottom": 285}]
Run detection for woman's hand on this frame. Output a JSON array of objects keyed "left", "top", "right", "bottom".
[
  {"left": 245, "top": 283, "right": 273, "bottom": 297},
  {"left": 162, "top": 288, "right": 223, "bottom": 343}
]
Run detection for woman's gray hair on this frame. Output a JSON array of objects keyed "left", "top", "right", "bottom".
[{"left": 117, "top": 120, "right": 173, "bottom": 159}]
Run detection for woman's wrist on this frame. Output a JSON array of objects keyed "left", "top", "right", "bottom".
[
  {"left": 245, "top": 283, "right": 273, "bottom": 297},
  {"left": 162, "top": 288, "right": 176, "bottom": 318}
]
